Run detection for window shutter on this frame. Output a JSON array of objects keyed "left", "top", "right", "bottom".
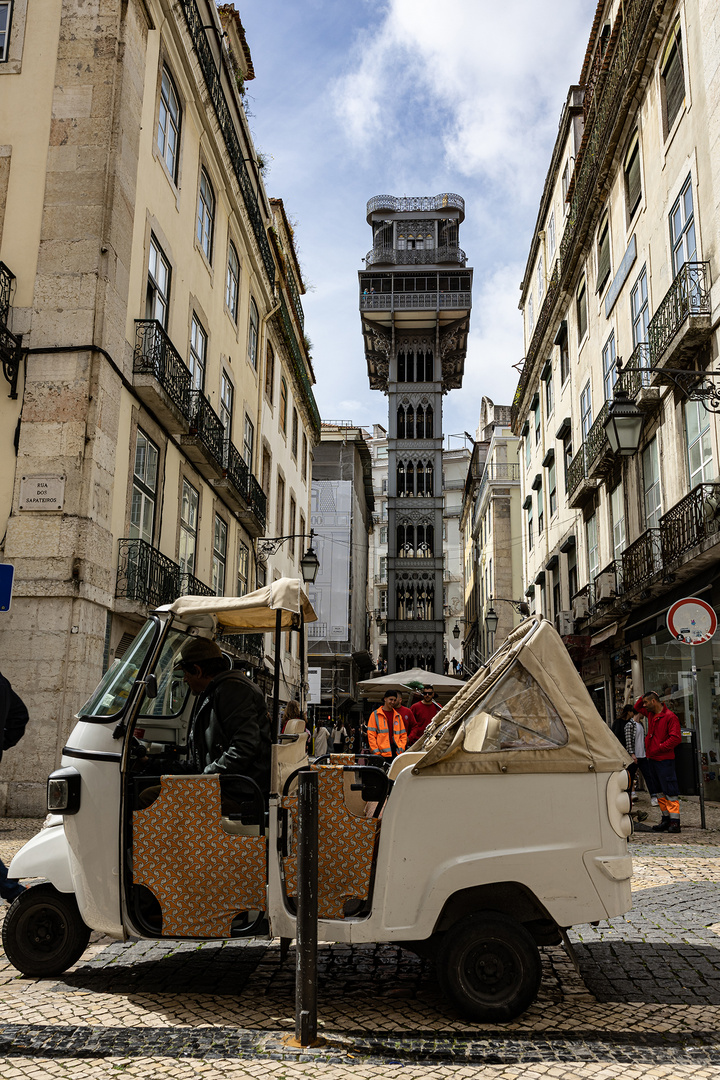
[
  {"left": 664, "top": 36, "right": 685, "bottom": 130},
  {"left": 626, "top": 145, "right": 641, "bottom": 214},
  {"left": 597, "top": 224, "right": 611, "bottom": 292}
]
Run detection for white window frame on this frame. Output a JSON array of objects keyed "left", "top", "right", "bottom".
[
  {"left": 197, "top": 168, "right": 215, "bottom": 262},
  {"left": 212, "top": 515, "right": 227, "bottom": 596},
  {"left": 157, "top": 65, "right": 181, "bottom": 181},
  {"left": 129, "top": 430, "right": 159, "bottom": 546},
  {"left": 189, "top": 314, "right": 206, "bottom": 391},
  {"left": 225, "top": 241, "right": 240, "bottom": 322}
]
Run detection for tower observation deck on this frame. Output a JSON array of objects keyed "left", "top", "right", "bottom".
[{"left": 359, "top": 193, "right": 472, "bottom": 673}]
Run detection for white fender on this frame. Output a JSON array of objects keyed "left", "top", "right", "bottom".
[{"left": 8, "top": 825, "right": 75, "bottom": 894}]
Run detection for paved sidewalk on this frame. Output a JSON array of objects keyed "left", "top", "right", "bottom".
[{"left": 1, "top": 814, "right": 720, "bottom": 1078}]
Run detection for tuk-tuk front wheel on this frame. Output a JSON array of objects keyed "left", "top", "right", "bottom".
[
  {"left": 436, "top": 911, "right": 542, "bottom": 1022},
  {"left": 2, "top": 883, "right": 91, "bottom": 977}
]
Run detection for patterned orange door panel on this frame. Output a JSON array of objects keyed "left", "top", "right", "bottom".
[
  {"left": 282, "top": 765, "right": 380, "bottom": 919},
  {"left": 133, "top": 775, "right": 266, "bottom": 937}
]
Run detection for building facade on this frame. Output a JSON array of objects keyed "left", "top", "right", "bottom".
[
  {"left": 512, "top": 0, "right": 720, "bottom": 795},
  {"left": 0, "top": 0, "right": 319, "bottom": 813},
  {"left": 359, "top": 194, "right": 472, "bottom": 673},
  {"left": 307, "top": 423, "right": 374, "bottom": 725},
  {"left": 460, "top": 399, "right": 522, "bottom": 672}
]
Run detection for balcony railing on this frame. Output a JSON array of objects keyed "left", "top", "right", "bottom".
[
  {"left": 221, "top": 441, "right": 267, "bottom": 531},
  {"left": 276, "top": 294, "right": 321, "bottom": 438},
  {"left": 245, "top": 472, "right": 267, "bottom": 532},
  {"left": 366, "top": 193, "right": 465, "bottom": 217},
  {"left": 585, "top": 401, "right": 611, "bottom": 473},
  {"left": 0, "top": 261, "right": 22, "bottom": 400},
  {"left": 116, "top": 538, "right": 180, "bottom": 608},
  {"left": 617, "top": 342, "right": 652, "bottom": 397},
  {"left": 660, "top": 482, "right": 720, "bottom": 568},
  {"left": 134, "top": 320, "right": 192, "bottom": 419},
  {"left": 177, "top": 0, "right": 275, "bottom": 287},
  {"left": 364, "top": 245, "right": 467, "bottom": 268},
  {"left": 622, "top": 528, "right": 662, "bottom": 592},
  {"left": 217, "top": 631, "right": 264, "bottom": 659},
  {"left": 566, "top": 444, "right": 590, "bottom": 501},
  {"left": 179, "top": 571, "right": 215, "bottom": 598},
  {"left": 647, "top": 262, "right": 711, "bottom": 364},
  {"left": 187, "top": 390, "right": 225, "bottom": 468},
  {"left": 361, "top": 290, "right": 471, "bottom": 312}
]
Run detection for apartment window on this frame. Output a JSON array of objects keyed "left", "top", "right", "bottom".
[
  {"left": 547, "top": 212, "right": 556, "bottom": 259},
  {"left": 264, "top": 344, "right": 274, "bottom": 401},
  {"left": 261, "top": 447, "right": 271, "bottom": 497},
  {"left": 380, "top": 526, "right": 387, "bottom": 544},
  {"left": 525, "top": 433, "right": 531, "bottom": 469},
  {"left": 279, "top": 378, "right": 288, "bottom": 434},
  {"left": 611, "top": 482, "right": 626, "bottom": 561},
  {"left": 276, "top": 473, "right": 285, "bottom": 534},
  {"left": 302, "top": 433, "right": 308, "bottom": 482},
  {"left": 243, "top": 414, "right": 254, "bottom": 469},
  {"left": 561, "top": 161, "right": 570, "bottom": 205},
  {"left": 596, "top": 215, "right": 611, "bottom": 294},
  {"left": 537, "top": 484, "right": 544, "bottom": 535},
  {"left": 552, "top": 573, "right": 561, "bottom": 622},
  {"left": 158, "top": 66, "right": 181, "bottom": 180},
  {"left": 220, "top": 372, "right": 233, "bottom": 439},
  {"left": 527, "top": 504, "right": 534, "bottom": 551},
  {"left": 544, "top": 367, "right": 554, "bottom": 418},
  {"left": 289, "top": 496, "right": 297, "bottom": 558},
  {"left": 624, "top": 135, "right": 642, "bottom": 219},
  {"left": 237, "top": 540, "right": 249, "bottom": 596},
  {"left": 248, "top": 298, "right": 259, "bottom": 369},
  {"left": 563, "top": 435, "right": 573, "bottom": 488},
  {"left": 212, "top": 515, "right": 227, "bottom": 596},
  {"left": 299, "top": 512, "right": 306, "bottom": 551},
  {"left": 548, "top": 459, "right": 557, "bottom": 517},
  {"left": 146, "top": 236, "right": 171, "bottom": 327},
  {"left": 225, "top": 242, "right": 240, "bottom": 322},
  {"left": 527, "top": 294, "right": 534, "bottom": 336},
  {"left": 576, "top": 278, "right": 588, "bottom": 343},
  {"left": 602, "top": 332, "right": 617, "bottom": 401},
  {"left": 559, "top": 326, "right": 570, "bottom": 385},
  {"left": 685, "top": 399, "right": 713, "bottom": 487},
  {"left": 291, "top": 408, "right": 299, "bottom": 459},
  {"left": 189, "top": 314, "right": 206, "bottom": 391},
  {"left": 643, "top": 438, "right": 662, "bottom": 529},
  {"left": 129, "top": 430, "right": 159, "bottom": 545},
  {"left": 380, "top": 556, "right": 388, "bottom": 582},
  {"left": 380, "top": 589, "right": 388, "bottom": 615},
  {"left": 256, "top": 563, "right": 266, "bottom": 589},
  {"left": 631, "top": 267, "right": 649, "bottom": 348},
  {"left": 662, "top": 21, "right": 685, "bottom": 134},
  {"left": 586, "top": 513, "right": 599, "bottom": 580},
  {"left": 568, "top": 547, "right": 578, "bottom": 601},
  {"left": 197, "top": 168, "right": 215, "bottom": 261},
  {"left": 580, "top": 381, "right": 592, "bottom": 441},
  {"left": 534, "top": 398, "right": 541, "bottom": 445},
  {"left": 179, "top": 479, "right": 198, "bottom": 575},
  {"left": 537, "top": 255, "right": 544, "bottom": 303},
  {"left": 670, "top": 175, "right": 696, "bottom": 276}
]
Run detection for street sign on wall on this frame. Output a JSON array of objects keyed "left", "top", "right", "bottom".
[{"left": 666, "top": 596, "right": 717, "bottom": 645}]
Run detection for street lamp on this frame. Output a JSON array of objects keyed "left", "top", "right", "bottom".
[
  {"left": 484, "top": 606, "right": 499, "bottom": 636},
  {"left": 604, "top": 384, "right": 644, "bottom": 456},
  {"left": 452, "top": 622, "right": 461, "bottom": 640},
  {"left": 299, "top": 543, "right": 320, "bottom": 585},
  {"left": 258, "top": 530, "right": 320, "bottom": 585}
]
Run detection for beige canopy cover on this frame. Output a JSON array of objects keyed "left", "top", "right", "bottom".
[
  {"left": 357, "top": 666, "right": 465, "bottom": 704},
  {"left": 167, "top": 578, "right": 317, "bottom": 633},
  {"left": 412, "top": 616, "right": 631, "bottom": 775}
]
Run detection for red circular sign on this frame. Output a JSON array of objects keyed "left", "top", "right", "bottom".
[{"left": 667, "top": 597, "right": 717, "bottom": 645}]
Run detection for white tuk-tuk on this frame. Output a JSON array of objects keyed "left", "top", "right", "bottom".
[{"left": 3, "top": 584, "right": 633, "bottom": 1021}]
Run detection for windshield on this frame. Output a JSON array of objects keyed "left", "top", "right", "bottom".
[
  {"left": 139, "top": 626, "right": 194, "bottom": 718},
  {"left": 78, "top": 620, "right": 158, "bottom": 720}
]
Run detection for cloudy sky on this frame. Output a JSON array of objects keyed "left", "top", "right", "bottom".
[{"left": 240, "top": 0, "right": 597, "bottom": 442}]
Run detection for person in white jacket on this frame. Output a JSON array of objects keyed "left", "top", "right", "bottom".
[{"left": 313, "top": 723, "right": 329, "bottom": 758}]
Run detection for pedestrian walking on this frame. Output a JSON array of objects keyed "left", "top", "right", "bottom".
[
  {"left": 392, "top": 691, "right": 414, "bottom": 736},
  {"left": 367, "top": 690, "right": 407, "bottom": 760},
  {"left": 331, "top": 719, "right": 347, "bottom": 753},
  {"left": 0, "top": 671, "right": 30, "bottom": 902},
  {"left": 313, "top": 723, "right": 329, "bottom": 758},
  {"left": 407, "top": 684, "right": 440, "bottom": 744},
  {"left": 624, "top": 709, "right": 658, "bottom": 804},
  {"left": 443, "top": 658, "right": 449, "bottom": 676},
  {"left": 634, "top": 691, "right": 682, "bottom": 832}
]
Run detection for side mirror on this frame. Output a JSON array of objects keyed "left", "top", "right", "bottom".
[{"left": 143, "top": 673, "right": 158, "bottom": 699}]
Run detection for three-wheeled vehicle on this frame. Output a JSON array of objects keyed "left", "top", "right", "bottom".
[{"left": 3, "top": 580, "right": 633, "bottom": 1021}]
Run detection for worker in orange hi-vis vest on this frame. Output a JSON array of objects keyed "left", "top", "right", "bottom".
[{"left": 367, "top": 689, "right": 408, "bottom": 759}]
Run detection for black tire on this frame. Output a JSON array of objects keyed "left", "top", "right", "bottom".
[
  {"left": 436, "top": 911, "right": 542, "bottom": 1022},
  {"left": 2, "top": 883, "right": 91, "bottom": 977}
]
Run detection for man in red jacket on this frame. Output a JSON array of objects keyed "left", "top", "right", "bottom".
[
  {"left": 634, "top": 691, "right": 682, "bottom": 832},
  {"left": 391, "top": 692, "right": 415, "bottom": 737},
  {"left": 407, "top": 685, "right": 440, "bottom": 745}
]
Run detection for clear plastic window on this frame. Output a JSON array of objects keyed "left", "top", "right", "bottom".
[
  {"left": 79, "top": 620, "right": 157, "bottom": 720},
  {"left": 462, "top": 662, "right": 568, "bottom": 753},
  {"left": 139, "top": 626, "right": 193, "bottom": 718}
]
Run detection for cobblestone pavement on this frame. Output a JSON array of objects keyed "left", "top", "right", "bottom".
[{"left": 3, "top": 815, "right": 720, "bottom": 1077}]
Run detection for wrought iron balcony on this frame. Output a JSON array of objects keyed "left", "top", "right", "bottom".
[
  {"left": 133, "top": 320, "right": 192, "bottom": 430},
  {"left": 275, "top": 294, "right": 321, "bottom": 438},
  {"left": 617, "top": 342, "right": 660, "bottom": 411},
  {"left": 179, "top": 571, "right": 215, "bottom": 598},
  {"left": 244, "top": 472, "right": 267, "bottom": 533},
  {"left": 566, "top": 444, "right": 599, "bottom": 508},
  {"left": 648, "top": 262, "right": 711, "bottom": 372},
  {"left": 182, "top": 390, "right": 225, "bottom": 478},
  {"left": 660, "top": 482, "right": 720, "bottom": 569},
  {"left": 364, "top": 245, "right": 467, "bottom": 268},
  {"left": 0, "top": 262, "right": 22, "bottom": 400},
  {"left": 585, "top": 401, "right": 613, "bottom": 477},
  {"left": 116, "top": 538, "right": 182, "bottom": 609},
  {"left": 217, "top": 631, "right": 264, "bottom": 659},
  {"left": 476, "top": 462, "right": 521, "bottom": 510},
  {"left": 218, "top": 440, "right": 267, "bottom": 536},
  {"left": 360, "top": 289, "right": 472, "bottom": 312},
  {"left": 366, "top": 193, "right": 465, "bottom": 219},
  {"left": 622, "top": 528, "right": 662, "bottom": 592}
]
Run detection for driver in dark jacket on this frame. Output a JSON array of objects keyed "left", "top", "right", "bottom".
[{"left": 175, "top": 637, "right": 271, "bottom": 802}]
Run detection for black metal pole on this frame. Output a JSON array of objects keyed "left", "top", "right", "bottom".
[
  {"left": 295, "top": 769, "right": 318, "bottom": 1046},
  {"left": 273, "top": 606, "right": 282, "bottom": 742},
  {"left": 299, "top": 609, "right": 306, "bottom": 714}
]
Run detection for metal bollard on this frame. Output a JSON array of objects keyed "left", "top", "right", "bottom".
[{"left": 295, "top": 768, "right": 318, "bottom": 1046}]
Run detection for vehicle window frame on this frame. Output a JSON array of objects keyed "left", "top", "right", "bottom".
[{"left": 78, "top": 617, "right": 161, "bottom": 723}]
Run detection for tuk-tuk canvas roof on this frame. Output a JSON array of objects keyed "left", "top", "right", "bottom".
[
  {"left": 167, "top": 578, "right": 317, "bottom": 632},
  {"left": 413, "top": 618, "right": 631, "bottom": 775}
]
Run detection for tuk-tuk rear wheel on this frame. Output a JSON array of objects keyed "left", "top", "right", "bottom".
[
  {"left": 436, "top": 911, "right": 541, "bottom": 1022},
  {"left": 2, "top": 883, "right": 91, "bottom": 977}
]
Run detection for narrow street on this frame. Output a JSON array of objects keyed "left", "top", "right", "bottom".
[{"left": 1, "top": 797, "right": 720, "bottom": 1079}]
